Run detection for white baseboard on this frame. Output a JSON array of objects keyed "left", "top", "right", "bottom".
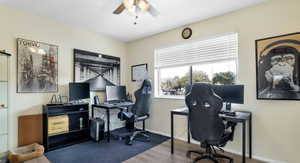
[{"left": 145, "top": 128, "right": 284, "bottom": 163}]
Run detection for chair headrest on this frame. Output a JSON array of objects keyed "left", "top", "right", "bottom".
[
  {"left": 141, "top": 79, "right": 152, "bottom": 94},
  {"left": 185, "top": 83, "right": 223, "bottom": 110},
  {"left": 186, "top": 83, "right": 215, "bottom": 99}
]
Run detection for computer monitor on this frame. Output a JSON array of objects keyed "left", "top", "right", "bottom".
[
  {"left": 69, "top": 82, "right": 90, "bottom": 102},
  {"left": 106, "top": 86, "right": 126, "bottom": 102},
  {"left": 211, "top": 84, "right": 244, "bottom": 111}
]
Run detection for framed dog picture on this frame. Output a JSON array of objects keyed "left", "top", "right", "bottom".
[{"left": 256, "top": 32, "right": 300, "bottom": 100}]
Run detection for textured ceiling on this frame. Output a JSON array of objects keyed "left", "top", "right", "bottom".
[{"left": 0, "top": 0, "right": 266, "bottom": 42}]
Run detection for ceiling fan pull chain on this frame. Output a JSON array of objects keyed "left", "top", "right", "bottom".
[{"left": 134, "top": 15, "right": 138, "bottom": 25}]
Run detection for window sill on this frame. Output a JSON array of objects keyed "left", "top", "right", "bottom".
[{"left": 154, "top": 96, "right": 185, "bottom": 100}]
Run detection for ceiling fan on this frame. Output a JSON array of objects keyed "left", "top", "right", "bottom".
[{"left": 113, "top": 0, "right": 159, "bottom": 17}]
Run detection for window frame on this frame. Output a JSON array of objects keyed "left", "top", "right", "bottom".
[{"left": 154, "top": 33, "right": 239, "bottom": 99}]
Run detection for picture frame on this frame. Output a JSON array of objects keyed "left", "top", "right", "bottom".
[
  {"left": 256, "top": 32, "right": 300, "bottom": 100},
  {"left": 131, "top": 64, "right": 148, "bottom": 82},
  {"left": 17, "top": 38, "right": 58, "bottom": 93},
  {"left": 73, "top": 49, "right": 121, "bottom": 91}
]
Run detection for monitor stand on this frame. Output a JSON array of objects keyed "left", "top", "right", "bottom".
[
  {"left": 222, "top": 102, "right": 236, "bottom": 116},
  {"left": 225, "top": 102, "right": 232, "bottom": 111}
]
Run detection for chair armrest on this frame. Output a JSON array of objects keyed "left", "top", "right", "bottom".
[{"left": 118, "top": 106, "right": 128, "bottom": 110}]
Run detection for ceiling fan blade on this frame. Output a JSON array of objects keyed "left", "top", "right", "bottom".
[
  {"left": 148, "top": 4, "right": 159, "bottom": 17},
  {"left": 113, "top": 3, "right": 126, "bottom": 14}
]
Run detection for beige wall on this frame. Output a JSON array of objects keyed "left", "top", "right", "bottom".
[
  {"left": 126, "top": 0, "right": 300, "bottom": 162},
  {"left": 2, "top": 0, "right": 300, "bottom": 162},
  {"left": 0, "top": 5, "right": 127, "bottom": 148}
]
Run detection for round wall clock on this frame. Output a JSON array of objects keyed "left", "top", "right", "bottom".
[{"left": 182, "top": 27, "right": 192, "bottom": 39}]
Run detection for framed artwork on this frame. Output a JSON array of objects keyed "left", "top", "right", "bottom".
[
  {"left": 17, "top": 38, "right": 58, "bottom": 93},
  {"left": 131, "top": 64, "right": 148, "bottom": 81},
  {"left": 74, "top": 49, "right": 120, "bottom": 91},
  {"left": 256, "top": 32, "right": 300, "bottom": 100}
]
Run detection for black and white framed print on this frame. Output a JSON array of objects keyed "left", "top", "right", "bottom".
[
  {"left": 17, "top": 38, "right": 58, "bottom": 93},
  {"left": 74, "top": 49, "right": 120, "bottom": 91},
  {"left": 131, "top": 64, "right": 148, "bottom": 82},
  {"left": 256, "top": 32, "right": 300, "bottom": 100}
]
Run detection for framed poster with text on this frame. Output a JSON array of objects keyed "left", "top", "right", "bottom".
[{"left": 17, "top": 38, "right": 58, "bottom": 93}]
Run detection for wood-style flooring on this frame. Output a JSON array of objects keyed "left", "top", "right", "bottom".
[{"left": 124, "top": 139, "right": 266, "bottom": 163}]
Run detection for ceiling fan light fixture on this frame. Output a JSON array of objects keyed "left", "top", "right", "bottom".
[
  {"left": 123, "top": 0, "right": 135, "bottom": 9},
  {"left": 138, "top": 0, "right": 150, "bottom": 12},
  {"left": 113, "top": 0, "right": 159, "bottom": 17},
  {"left": 128, "top": 5, "right": 137, "bottom": 14}
]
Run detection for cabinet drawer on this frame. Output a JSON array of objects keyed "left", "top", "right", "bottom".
[{"left": 48, "top": 115, "right": 69, "bottom": 135}]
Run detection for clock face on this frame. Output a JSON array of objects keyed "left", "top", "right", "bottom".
[{"left": 182, "top": 27, "right": 192, "bottom": 39}]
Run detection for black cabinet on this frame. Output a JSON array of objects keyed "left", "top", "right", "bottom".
[{"left": 43, "top": 103, "right": 90, "bottom": 151}]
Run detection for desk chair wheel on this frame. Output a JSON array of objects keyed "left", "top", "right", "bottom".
[
  {"left": 186, "top": 150, "right": 204, "bottom": 158},
  {"left": 125, "top": 136, "right": 133, "bottom": 145},
  {"left": 187, "top": 145, "right": 233, "bottom": 163},
  {"left": 125, "top": 130, "right": 151, "bottom": 145},
  {"left": 214, "top": 153, "right": 234, "bottom": 163},
  {"left": 193, "top": 154, "right": 233, "bottom": 163},
  {"left": 137, "top": 132, "right": 150, "bottom": 141},
  {"left": 193, "top": 155, "right": 219, "bottom": 163}
]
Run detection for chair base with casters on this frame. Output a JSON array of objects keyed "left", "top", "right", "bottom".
[
  {"left": 186, "top": 144, "right": 233, "bottom": 163},
  {"left": 125, "top": 119, "right": 150, "bottom": 145}
]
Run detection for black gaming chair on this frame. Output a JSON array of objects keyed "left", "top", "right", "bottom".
[
  {"left": 185, "top": 83, "right": 234, "bottom": 163},
  {"left": 119, "top": 79, "right": 152, "bottom": 145}
]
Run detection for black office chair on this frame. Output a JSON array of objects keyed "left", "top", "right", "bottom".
[
  {"left": 118, "top": 79, "right": 152, "bottom": 145},
  {"left": 185, "top": 83, "right": 234, "bottom": 163}
]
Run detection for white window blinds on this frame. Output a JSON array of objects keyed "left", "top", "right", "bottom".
[{"left": 155, "top": 33, "right": 238, "bottom": 68}]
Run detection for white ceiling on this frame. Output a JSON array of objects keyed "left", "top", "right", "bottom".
[{"left": 0, "top": 0, "right": 266, "bottom": 42}]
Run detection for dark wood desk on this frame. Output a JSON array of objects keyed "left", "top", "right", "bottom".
[
  {"left": 171, "top": 107, "right": 252, "bottom": 163},
  {"left": 92, "top": 102, "right": 134, "bottom": 142}
]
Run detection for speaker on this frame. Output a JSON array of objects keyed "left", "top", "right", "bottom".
[{"left": 90, "top": 118, "right": 105, "bottom": 142}]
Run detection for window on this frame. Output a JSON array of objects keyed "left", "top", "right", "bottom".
[
  {"left": 156, "top": 66, "right": 190, "bottom": 97},
  {"left": 155, "top": 33, "right": 238, "bottom": 98},
  {"left": 192, "top": 60, "right": 236, "bottom": 84}
]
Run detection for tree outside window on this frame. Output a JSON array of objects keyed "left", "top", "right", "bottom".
[{"left": 157, "top": 60, "right": 237, "bottom": 97}]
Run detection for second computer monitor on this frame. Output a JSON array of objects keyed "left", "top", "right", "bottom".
[
  {"left": 106, "top": 86, "right": 126, "bottom": 102},
  {"left": 212, "top": 84, "right": 244, "bottom": 104},
  {"left": 211, "top": 84, "right": 244, "bottom": 111}
]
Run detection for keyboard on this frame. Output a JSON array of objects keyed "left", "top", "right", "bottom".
[
  {"left": 118, "top": 101, "right": 134, "bottom": 105},
  {"left": 105, "top": 101, "right": 133, "bottom": 106},
  {"left": 220, "top": 111, "right": 236, "bottom": 116}
]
